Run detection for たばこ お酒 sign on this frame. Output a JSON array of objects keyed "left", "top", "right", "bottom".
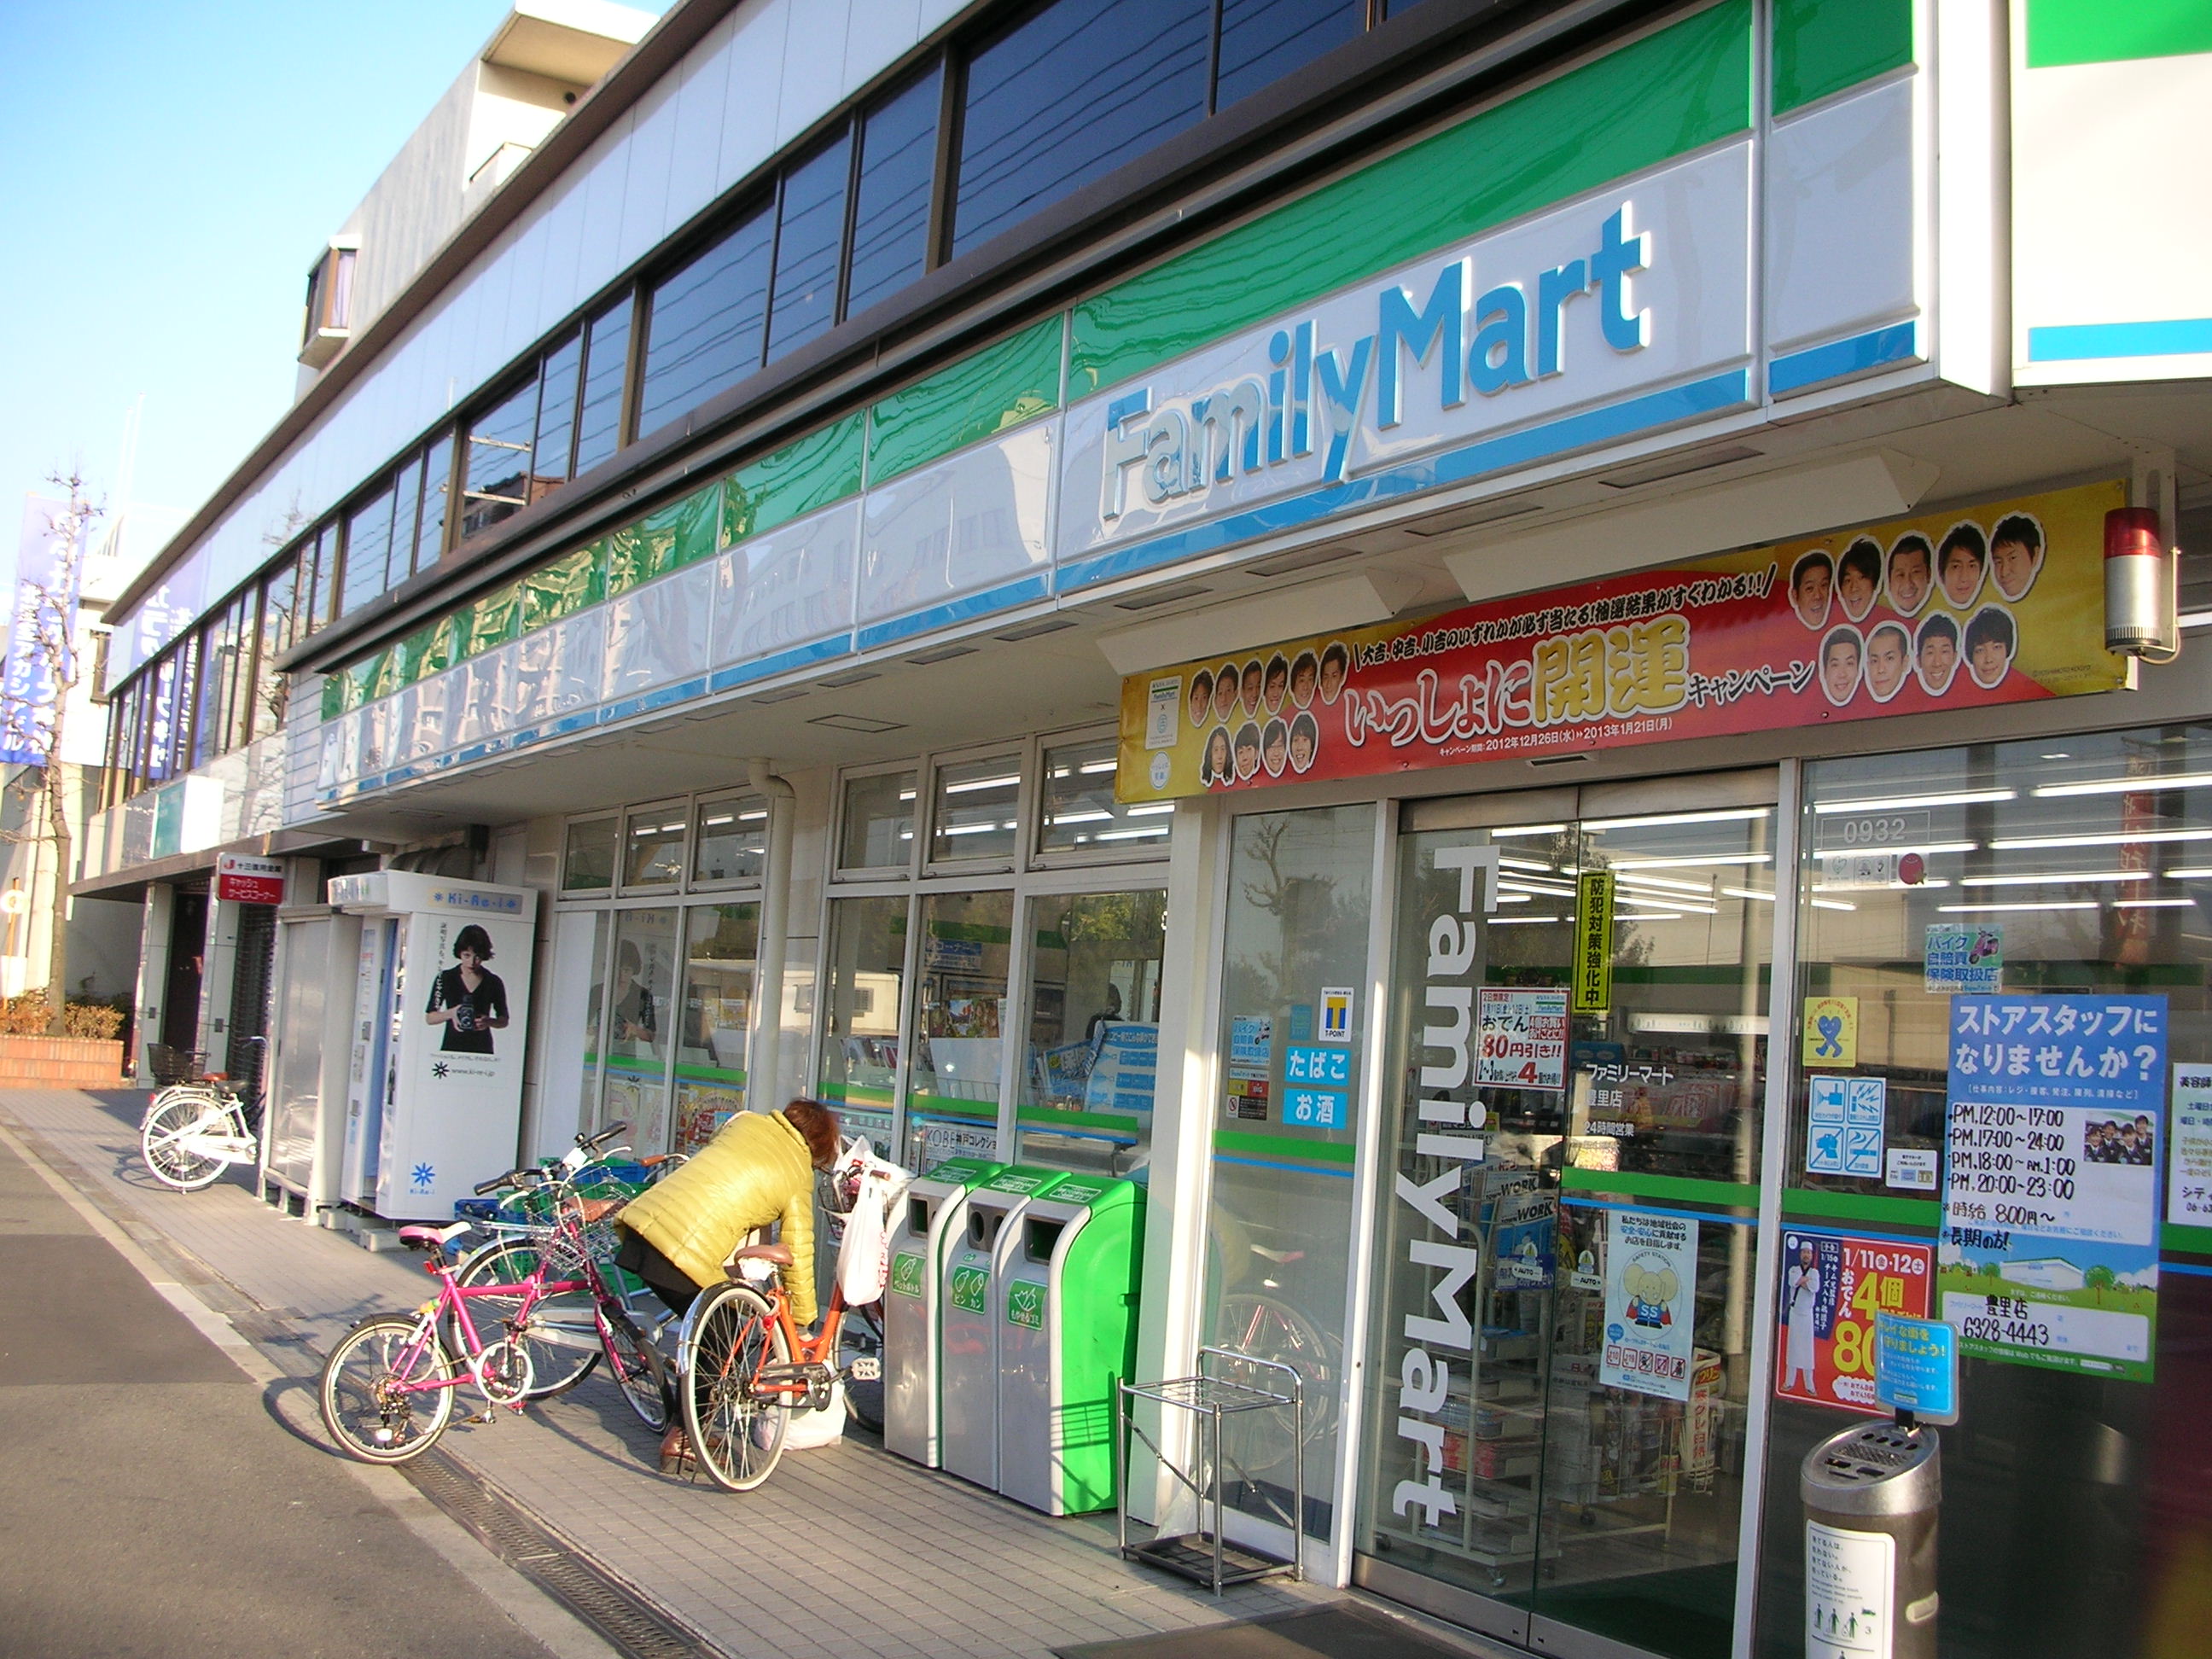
[{"left": 1117, "top": 480, "right": 2128, "bottom": 802}]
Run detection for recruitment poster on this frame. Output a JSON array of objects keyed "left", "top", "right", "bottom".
[
  {"left": 1602, "top": 1208, "right": 1698, "bottom": 1401},
  {"left": 1773, "top": 1227, "right": 1934, "bottom": 1413},
  {"left": 1937, "top": 993, "right": 2166, "bottom": 1382},
  {"left": 1118, "top": 480, "right": 2129, "bottom": 801}
]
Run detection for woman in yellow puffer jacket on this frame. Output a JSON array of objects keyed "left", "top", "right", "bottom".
[{"left": 614, "top": 1099, "right": 841, "bottom": 1326}]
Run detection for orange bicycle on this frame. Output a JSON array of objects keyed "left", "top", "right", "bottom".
[{"left": 673, "top": 1240, "right": 882, "bottom": 1491}]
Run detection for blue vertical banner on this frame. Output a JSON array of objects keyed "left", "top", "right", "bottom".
[
  {"left": 1937, "top": 993, "right": 2166, "bottom": 1382},
  {"left": 1, "top": 497, "right": 81, "bottom": 765}
]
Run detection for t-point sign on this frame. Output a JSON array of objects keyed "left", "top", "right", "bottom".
[{"left": 214, "top": 854, "right": 286, "bottom": 906}]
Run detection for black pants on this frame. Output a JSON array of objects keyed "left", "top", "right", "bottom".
[{"left": 614, "top": 1228, "right": 702, "bottom": 1316}]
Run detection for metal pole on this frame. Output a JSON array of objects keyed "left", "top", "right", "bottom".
[
  {"left": 1115, "top": 1382, "right": 1129, "bottom": 1558},
  {"left": 1211, "top": 1400, "right": 1225, "bottom": 1594},
  {"left": 1292, "top": 1377, "right": 1306, "bottom": 1582}
]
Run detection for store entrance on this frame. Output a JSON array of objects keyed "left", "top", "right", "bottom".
[{"left": 1352, "top": 775, "right": 1774, "bottom": 1659}]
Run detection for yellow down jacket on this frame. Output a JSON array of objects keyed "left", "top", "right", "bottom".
[{"left": 615, "top": 1109, "right": 818, "bottom": 1324}]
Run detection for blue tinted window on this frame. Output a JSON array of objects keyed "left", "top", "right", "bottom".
[
  {"left": 640, "top": 204, "right": 773, "bottom": 434},
  {"left": 461, "top": 377, "right": 537, "bottom": 543},
  {"left": 341, "top": 485, "right": 395, "bottom": 614},
  {"left": 953, "top": 0, "right": 1210, "bottom": 257},
  {"left": 767, "top": 136, "right": 853, "bottom": 362},
  {"left": 1216, "top": 0, "right": 1364, "bottom": 108},
  {"left": 533, "top": 332, "right": 583, "bottom": 486},
  {"left": 573, "top": 297, "right": 632, "bottom": 474},
  {"left": 846, "top": 71, "right": 940, "bottom": 317}
]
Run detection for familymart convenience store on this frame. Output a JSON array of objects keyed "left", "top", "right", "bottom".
[{"left": 1118, "top": 484, "right": 2212, "bottom": 1659}]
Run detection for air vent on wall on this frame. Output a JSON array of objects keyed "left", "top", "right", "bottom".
[
  {"left": 750, "top": 687, "right": 808, "bottom": 704},
  {"left": 818, "top": 667, "right": 882, "bottom": 688},
  {"left": 1247, "top": 544, "right": 1357, "bottom": 578},
  {"left": 1113, "top": 583, "right": 1213, "bottom": 611},
  {"left": 808, "top": 713, "right": 905, "bottom": 733},
  {"left": 1598, "top": 445, "right": 1765, "bottom": 490},
  {"left": 1401, "top": 500, "right": 1544, "bottom": 538},
  {"left": 994, "top": 616, "right": 1078, "bottom": 641},
  {"left": 906, "top": 643, "right": 978, "bottom": 666}
]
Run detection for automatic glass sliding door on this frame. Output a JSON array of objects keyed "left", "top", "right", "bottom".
[{"left": 1355, "top": 779, "right": 1773, "bottom": 1659}]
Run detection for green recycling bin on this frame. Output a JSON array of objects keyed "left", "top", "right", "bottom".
[
  {"left": 995, "top": 1175, "right": 1146, "bottom": 1515},
  {"left": 940, "top": 1165, "right": 1069, "bottom": 1490},
  {"left": 882, "top": 1155, "right": 1003, "bottom": 1469}
]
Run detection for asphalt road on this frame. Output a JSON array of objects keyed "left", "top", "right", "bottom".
[{"left": 0, "top": 1132, "right": 566, "bottom": 1659}]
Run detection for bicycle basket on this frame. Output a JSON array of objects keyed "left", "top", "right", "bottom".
[{"left": 146, "top": 1045, "right": 207, "bottom": 1088}]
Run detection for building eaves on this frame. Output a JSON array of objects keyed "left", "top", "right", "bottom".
[{"left": 106, "top": 0, "right": 738, "bottom": 625}]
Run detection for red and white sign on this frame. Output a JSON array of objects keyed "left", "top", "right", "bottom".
[
  {"left": 1775, "top": 1228, "right": 1933, "bottom": 1413},
  {"left": 214, "top": 853, "right": 286, "bottom": 906}
]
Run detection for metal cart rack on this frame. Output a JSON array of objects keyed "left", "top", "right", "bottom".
[{"left": 1115, "top": 1348, "right": 1305, "bottom": 1594}]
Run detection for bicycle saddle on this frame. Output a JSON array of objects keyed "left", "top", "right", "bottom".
[
  {"left": 398, "top": 1221, "right": 471, "bottom": 1251},
  {"left": 727, "top": 1242, "right": 794, "bottom": 1267}
]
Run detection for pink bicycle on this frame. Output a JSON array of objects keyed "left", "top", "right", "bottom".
[{"left": 317, "top": 1156, "right": 670, "bottom": 1464}]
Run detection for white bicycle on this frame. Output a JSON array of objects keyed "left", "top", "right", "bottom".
[{"left": 140, "top": 1039, "right": 265, "bottom": 1192}]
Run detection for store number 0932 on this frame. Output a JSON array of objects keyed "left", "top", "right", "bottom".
[{"left": 1831, "top": 814, "right": 1920, "bottom": 847}]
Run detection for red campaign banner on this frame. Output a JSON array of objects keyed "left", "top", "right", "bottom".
[
  {"left": 1775, "top": 1227, "right": 1934, "bottom": 1414},
  {"left": 1118, "top": 480, "right": 2128, "bottom": 801}
]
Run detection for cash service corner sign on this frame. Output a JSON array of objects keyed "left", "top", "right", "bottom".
[{"left": 1117, "top": 480, "right": 2128, "bottom": 802}]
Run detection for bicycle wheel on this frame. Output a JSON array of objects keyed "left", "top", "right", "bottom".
[
  {"left": 601, "top": 1304, "right": 672, "bottom": 1431},
  {"left": 319, "top": 1313, "right": 456, "bottom": 1464},
  {"left": 140, "top": 1091, "right": 233, "bottom": 1191},
  {"left": 681, "top": 1284, "right": 789, "bottom": 1492},
  {"left": 837, "top": 1301, "right": 886, "bottom": 1435},
  {"left": 451, "top": 1238, "right": 600, "bottom": 1398},
  {"left": 1215, "top": 1291, "right": 1341, "bottom": 1479}
]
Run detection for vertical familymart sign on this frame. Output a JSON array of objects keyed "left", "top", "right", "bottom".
[{"left": 1056, "top": 142, "right": 1755, "bottom": 577}]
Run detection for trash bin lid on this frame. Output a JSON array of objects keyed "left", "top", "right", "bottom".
[
  {"left": 1023, "top": 1174, "right": 1143, "bottom": 1214},
  {"left": 919, "top": 1155, "right": 1004, "bottom": 1189},
  {"left": 974, "top": 1165, "right": 1069, "bottom": 1202},
  {"left": 1802, "top": 1421, "right": 1941, "bottom": 1517}
]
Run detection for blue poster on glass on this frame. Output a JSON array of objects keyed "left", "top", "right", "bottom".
[{"left": 1937, "top": 993, "right": 2165, "bottom": 1382}]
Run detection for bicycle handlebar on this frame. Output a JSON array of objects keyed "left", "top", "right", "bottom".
[
  {"left": 472, "top": 1167, "right": 548, "bottom": 1196},
  {"left": 576, "top": 1120, "right": 629, "bottom": 1152}
]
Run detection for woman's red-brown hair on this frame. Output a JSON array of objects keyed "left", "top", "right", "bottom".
[{"left": 782, "top": 1099, "right": 841, "bottom": 1168}]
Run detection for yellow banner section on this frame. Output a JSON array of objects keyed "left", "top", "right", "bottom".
[
  {"left": 1573, "top": 871, "right": 1616, "bottom": 1015},
  {"left": 1118, "top": 480, "right": 2130, "bottom": 803}
]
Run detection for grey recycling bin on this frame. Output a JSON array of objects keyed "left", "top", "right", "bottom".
[{"left": 1801, "top": 1421, "right": 1940, "bottom": 1659}]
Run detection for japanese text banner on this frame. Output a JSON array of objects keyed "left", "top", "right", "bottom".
[{"left": 1117, "top": 480, "right": 2128, "bottom": 802}]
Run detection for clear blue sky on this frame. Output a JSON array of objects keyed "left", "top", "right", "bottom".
[{"left": 0, "top": 1, "right": 666, "bottom": 555}]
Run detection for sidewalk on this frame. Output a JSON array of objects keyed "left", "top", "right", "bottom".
[{"left": 0, "top": 1088, "right": 1332, "bottom": 1659}]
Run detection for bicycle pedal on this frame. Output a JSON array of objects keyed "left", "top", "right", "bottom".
[{"left": 847, "top": 1356, "right": 882, "bottom": 1382}]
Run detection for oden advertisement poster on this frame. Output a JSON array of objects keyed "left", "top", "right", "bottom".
[{"left": 1118, "top": 480, "right": 2128, "bottom": 802}]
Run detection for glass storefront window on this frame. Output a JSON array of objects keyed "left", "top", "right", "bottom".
[
  {"left": 817, "top": 895, "right": 908, "bottom": 1157},
  {"left": 841, "top": 770, "right": 917, "bottom": 870},
  {"left": 562, "top": 817, "right": 617, "bottom": 892},
  {"left": 905, "top": 889, "right": 1015, "bottom": 1169},
  {"left": 623, "top": 801, "right": 688, "bottom": 888},
  {"left": 1015, "top": 888, "right": 1166, "bottom": 1173},
  {"left": 1755, "top": 727, "right": 2212, "bottom": 1659},
  {"left": 672, "top": 902, "right": 759, "bottom": 1154},
  {"left": 692, "top": 792, "right": 768, "bottom": 885},
  {"left": 1357, "top": 789, "right": 1768, "bottom": 1658},
  {"left": 1202, "top": 802, "right": 1375, "bottom": 1544},
  {"left": 1038, "top": 735, "right": 1172, "bottom": 854},
  {"left": 601, "top": 906, "right": 677, "bottom": 1152},
  {"left": 929, "top": 752, "right": 1022, "bottom": 864}
]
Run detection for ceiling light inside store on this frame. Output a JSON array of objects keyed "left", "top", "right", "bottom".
[
  {"left": 1613, "top": 853, "right": 1773, "bottom": 869},
  {"left": 1583, "top": 807, "right": 1772, "bottom": 831},
  {"left": 1096, "top": 826, "right": 1169, "bottom": 841},
  {"left": 1723, "top": 888, "right": 1775, "bottom": 901},
  {"left": 943, "top": 773, "right": 1022, "bottom": 794},
  {"left": 1491, "top": 914, "right": 1561, "bottom": 925},
  {"left": 1497, "top": 856, "right": 1554, "bottom": 871},
  {"left": 1618, "top": 910, "right": 1686, "bottom": 921},
  {"left": 1958, "top": 870, "right": 2151, "bottom": 888},
  {"left": 2116, "top": 897, "right": 2194, "bottom": 909},
  {"left": 1491, "top": 824, "right": 1569, "bottom": 838},
  {"left": 1990, "top": 829, "right": 2212, "bottom": 852},
  {"left": 1809, "top": 898, "right": 1857, "bottom": 911},
  {"left": 1813, "top": 789, "right": 2015, "bottom": 814},
  {"left": 1612, "top": 871, "right": 1718, "bottom": 894},
  {"left": 2033, "top": 770, "right": 2212, "bottom": 798},
  {"left": 1938, "top": 900, "right": 2098, "bottom": 913}
]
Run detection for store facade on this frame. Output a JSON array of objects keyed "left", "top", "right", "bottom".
[{"left": 79, "top": 1, "right": 2212, "bottom": 1655}]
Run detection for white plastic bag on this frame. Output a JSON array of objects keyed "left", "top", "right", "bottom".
[
  {"left": 781, "top": 1382, "right": 848, "bottom": 1449},
  {"left": 833, "top": 1138, "right": 911, "bottom": 1307}
]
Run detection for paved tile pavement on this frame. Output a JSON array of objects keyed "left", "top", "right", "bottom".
[{"left": 0, "top": 1088, "right": 1337, "bottom": 1659}]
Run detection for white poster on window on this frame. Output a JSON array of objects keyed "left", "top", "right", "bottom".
[
  {"left": 2171, "top": 1064, "right": 2212, "bottom": 1228},
  {"left": 1601, "top": 1208, "right": 1698, "bottom": 1401}
]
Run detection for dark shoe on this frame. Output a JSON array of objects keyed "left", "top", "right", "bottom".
[{"left": 658, "top": 1423, "right": 694, "bottom": 1476}]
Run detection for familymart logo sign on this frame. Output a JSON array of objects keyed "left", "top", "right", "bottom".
[{"left": 1057, "top": 143, "right": 1753, "bottom": 562}]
